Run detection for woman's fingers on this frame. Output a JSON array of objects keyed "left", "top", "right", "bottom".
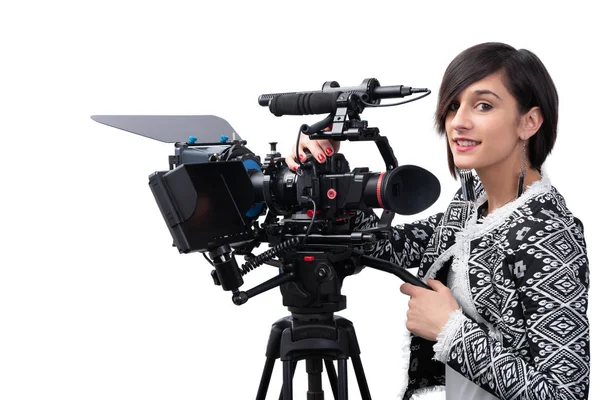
[
  {"left": 285, "top": 136, "right": 341, "bottom": 170},
  {"left": 285, "top": 143, "right": 307, "bottom": 169},
  {"left": 305, "top": 140, "right": 327, "bottom": 163},
  {"left": 285, "top": 154, "right": 300, "bottom": 171},
  {"left": 304, "top": 139, "right": 339, "bottom": 164}
]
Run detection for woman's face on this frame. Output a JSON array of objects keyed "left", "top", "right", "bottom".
[{"left": 445, "top": 72, "right": 524, "bottom": 173}]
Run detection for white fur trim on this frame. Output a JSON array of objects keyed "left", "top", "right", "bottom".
[
  {"left": 407, "top": 385, "right": 446, "bottom": 399},
  {"left": 433, "top": 309, "right": 467, "bottom": 363},
  {"left": 398, "top": 385, "right": 446, "bottom": 400},
  {"left": 424, "top": 245, "right": 457, "bottom": 282},
  {"left": 396, "top": 313, "right": 414, "bottom": 400}
]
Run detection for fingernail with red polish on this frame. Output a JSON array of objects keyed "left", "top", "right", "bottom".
[
  {"left": 325, "top": 148, "right": 333, "bottom": 156},
  {"left": 292, "top": 166, "right": 297, "bottom": 171},
  {"left": 318, "top": 154, "right": 325, "bottom": 162}
]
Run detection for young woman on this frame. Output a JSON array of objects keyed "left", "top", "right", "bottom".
[{"left": 286, "top": 42, "right": 590, "bottom": 400}]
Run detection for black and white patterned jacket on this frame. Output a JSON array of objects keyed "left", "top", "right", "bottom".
[{"left": 353, "top": 172, "right": 590, "bottom": 399}]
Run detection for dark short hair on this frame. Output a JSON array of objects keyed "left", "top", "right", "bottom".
[{"left": 434, "top": 42, "right": 559, "bottom": 178}]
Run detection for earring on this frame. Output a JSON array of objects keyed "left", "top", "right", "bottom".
[
  {"left": 458, "top": 168, "right": 476, "bottom": 202},
  {"left": 517, "top": 141, "right": 527, "bottom": 197}
]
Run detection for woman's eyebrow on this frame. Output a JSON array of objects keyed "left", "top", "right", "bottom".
[{"left": 473, "top": 89, "right": 502, "bottom": 100}]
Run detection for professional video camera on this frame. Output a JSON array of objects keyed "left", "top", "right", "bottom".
[{"left": 92, "top": 78, "right": 441, "bottom": 400}]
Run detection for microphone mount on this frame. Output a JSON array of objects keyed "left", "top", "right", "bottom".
[
  {"left": 259, "top": 78, "right": 431, "bottom": 172},
  {"left": 303, "top": 105, "right": 398, "bottom": 172}
]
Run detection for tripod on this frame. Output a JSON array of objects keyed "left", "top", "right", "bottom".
[
  {"left": 224, "top": 237, "right": 430, "bottom": 399},
  {"left": 255, "top": 313, "right": 371, "bottom": 400}
]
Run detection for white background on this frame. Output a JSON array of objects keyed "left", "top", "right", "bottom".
[{"left": 1, "top": 1, "right": 598, "bottom": 399}]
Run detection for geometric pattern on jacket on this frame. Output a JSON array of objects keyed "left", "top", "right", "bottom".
[{"left": 352, "top": 171, "right": 590, "bottom": 399}]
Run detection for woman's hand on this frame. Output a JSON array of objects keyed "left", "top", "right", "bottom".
[
  {"left": 285, "top": 130, "right": 340, "bottom": 170},
  {"left": 399, "top": 279, "right": 460, "bottom": 341}
]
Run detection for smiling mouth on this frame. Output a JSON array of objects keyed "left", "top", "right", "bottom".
[{"left": 455, "top": 139, "right": 481, "bottom": 147}]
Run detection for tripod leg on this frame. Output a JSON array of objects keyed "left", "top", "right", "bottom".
[
  {"left": 350, "top": 355, "right": 372, "bottom": 400},
  {"left": 345, "top": 322, "right": 372, "bottom": 400},
  {"left": 282, "top": 360, "right": 294, "bottom": 400},
  {"left": 279, "top": 361, "right": 298, "bottom": 400},
  {"left": 258, "top": 317, "right": 292, "bottom": 400},
  {"left": 324, "top": 360, "right": 338, "bottom": 400},
  {"left": 256, "top": 357, "right": 276, "bottom": 400},
  {"left": 337, "top": 359, "right": 348, "bottom": 400},
  {"left": 306, "top": 358, "right": 324, "bottom": 400}
]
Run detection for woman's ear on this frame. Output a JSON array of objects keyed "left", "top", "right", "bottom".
[{"left": 519, "top": 106, "right": 544, "bottom": 141}]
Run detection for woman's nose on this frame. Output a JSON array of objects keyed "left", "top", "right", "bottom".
[{"left": 450, "top": 106, "right": 472, "bottom": 131}]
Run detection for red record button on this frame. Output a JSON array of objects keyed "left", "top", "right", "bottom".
[
  {"left": 327, "top": 189, "right": 337, "bottom": 199},
  {"left": 304, "top": 256, "right": 315, "bottom": 262}
]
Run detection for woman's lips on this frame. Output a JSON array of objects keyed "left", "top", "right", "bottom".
[{"left": 454, "top": 139, "right": 481, "bottom": 152}]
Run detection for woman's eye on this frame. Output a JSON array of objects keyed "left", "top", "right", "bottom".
[
  {"left": 476, "top": 103, "right": 493, "bottom": 111},
  {"left": 448, "top": 102, "right": 459, "bottom": 111}
]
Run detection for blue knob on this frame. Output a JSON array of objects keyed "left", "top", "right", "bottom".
[
  {"left": 188, "top": 136, "right": 197, "bottom": 144},
  {"left": 220, "top": 135, "right": 228, "bottom": 143}
]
